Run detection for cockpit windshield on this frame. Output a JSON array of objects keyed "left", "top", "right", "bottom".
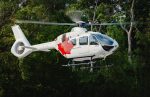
[{"left": 93, "top": 34, "right": 114, "bottom": 45}]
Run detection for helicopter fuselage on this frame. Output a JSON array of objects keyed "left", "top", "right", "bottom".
[
  {"left": 11, "top": 25, "right": 118, "bottom": 61},
  {"left": 55, "top": 27, "right": 119, "bottom": 61}
]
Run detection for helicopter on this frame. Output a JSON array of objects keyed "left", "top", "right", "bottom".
[{"left": 11, "top": 11, "right": 120, "bottom": 67}]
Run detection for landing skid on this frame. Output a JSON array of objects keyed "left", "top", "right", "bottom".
[
  {"left": 62, "top": 57, "right": 96, "bottom": 72},
  {"left": 62, "top": 61, "right": 96, "bottom": 66},
  {"left": 62, "top": 58, "right": 113, "bottom": 72}
]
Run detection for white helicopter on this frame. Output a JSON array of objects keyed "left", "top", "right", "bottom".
[{"left": 11, "top": 11, "right": 119, "bottom": 67}]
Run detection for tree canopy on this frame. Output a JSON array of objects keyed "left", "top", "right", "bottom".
[{"left": 0, "top": 0, "right": 150, "bottom": 97}]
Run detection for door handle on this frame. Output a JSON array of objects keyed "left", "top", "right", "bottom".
[{"left": 73, "top": 47, "right": 81, "bottom": 49}]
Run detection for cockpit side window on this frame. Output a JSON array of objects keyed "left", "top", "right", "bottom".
[
  {"left": 93, "top": 34, "right": 113, "bottom": 45},
  {"left": 79, "top": 36, "right": 88, "bottom": 45},
  {"left": 89, "top": 35, "right": 98, "bottom": 45}
]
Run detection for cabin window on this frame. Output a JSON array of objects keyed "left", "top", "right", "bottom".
[
  {"left": 70, "top": 38, "right": 76, "bottom": 46},
  {"left": 89, "top": 35, "right": 98, "bottom": 45},
  {"left": 79, "top": 36, "right": 88, "bottom": 45},
  {"left": 62, "top": 34, "right": 66, "bottom": 42}
]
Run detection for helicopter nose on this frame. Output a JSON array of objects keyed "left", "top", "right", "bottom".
[{"left": 113, "top": 40, "right": 119, "bottom": 50}]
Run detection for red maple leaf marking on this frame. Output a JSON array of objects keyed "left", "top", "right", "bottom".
[{"left": 58, "top": 38, "right": 74, "bottom": 55}]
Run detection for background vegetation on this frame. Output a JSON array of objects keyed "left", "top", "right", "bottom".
[{"left": 0, "top": 0, "right": 150, "bottom": 97}]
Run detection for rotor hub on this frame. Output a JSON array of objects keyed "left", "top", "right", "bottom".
[{"left": 76, "top": 21, "right": 86, "bottom": 27}]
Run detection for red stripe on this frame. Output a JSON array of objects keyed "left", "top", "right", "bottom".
[{"left": 58, "top": 40, "right": 74, "bottom": 55}]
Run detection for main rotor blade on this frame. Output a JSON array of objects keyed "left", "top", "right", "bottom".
[
  {"left": 66, "top": 10, "right": 83, "bottom": 23},
  {"left": 15, "top": 20, "right": 77, "bottom": 26},
  {"left": 88, "top": 22, "right": 135, "bottom": 26}
]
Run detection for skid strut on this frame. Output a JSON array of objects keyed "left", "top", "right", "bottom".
[{"left": 62, "top": 57, "right": 96, "bottom": 72}]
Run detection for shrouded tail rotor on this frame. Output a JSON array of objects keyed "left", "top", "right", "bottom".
[
  {"left": 14, "top": 41, "right": 25, "bottom": 54},
  {"left": 11, "top": 25, "right": 32, "bottom": 58}
]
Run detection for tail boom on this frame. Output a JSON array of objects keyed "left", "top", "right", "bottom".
[
  {"left": 31, "top": 41, "right": 56, "bottom": 52},
  {"left": 11, "top": 25, "right": 56, "bottom": 58}
]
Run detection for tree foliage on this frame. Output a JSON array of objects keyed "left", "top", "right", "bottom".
[{"left": 0, "top": 0, "right": 150, "bottom": 97}]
